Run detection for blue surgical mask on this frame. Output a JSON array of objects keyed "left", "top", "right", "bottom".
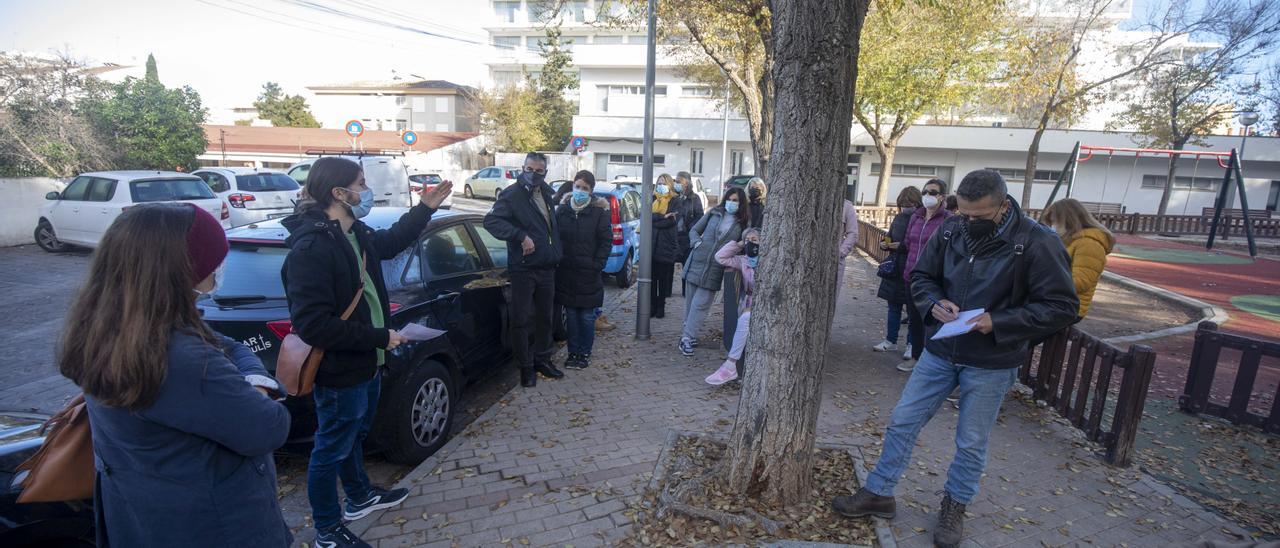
[
  {"left": 342, "top": 187, "right": 374, "bottom": 219},
  {"left": 571, "top": 189, "right": 590, "bottom": 205},
  {"left": 725, "top": 201, "right": 739, "bottom": 214},
  {"left": 673, "top": 183, "right": 684, "bottom": 194},
  {"left": 656, "top": 184, "right": 669, "bottom": 195}
]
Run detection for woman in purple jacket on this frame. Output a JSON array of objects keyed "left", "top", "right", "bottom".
[{"left": 898, "top": 178, "right": 952, "bottom": 372}]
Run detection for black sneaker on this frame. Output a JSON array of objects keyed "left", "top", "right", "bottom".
[
  {"left": 314, "top": 524, "right": 371, "bottom": 548},
  {"left": 343, "top": 486, "right": 409, "bottom": 521},
  {"left": 564, "top": 353, "right": 589, "bottom": 370},
  {"left": 832, "top": 487, "right": 897, "bottom": 519},
  {"left": 535, "top": 362, "right": 565, "bottom": 379}
]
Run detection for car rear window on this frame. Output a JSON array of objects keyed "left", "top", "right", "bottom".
[
  {"left": 129, "top": 178, "right": 216, "bottom": 202},
  {"left": 236, "top": 173, "right": 300, "bottom": 192},
  {"left": 410, "top": 174, "right": 443, "bottom": 184},
  {"left": 215, "top": 245, "right": 289, "bottom": 298}
]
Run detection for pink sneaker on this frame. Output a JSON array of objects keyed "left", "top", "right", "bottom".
[{"left": 705, "top": 360, "right": 739, "bottom": 385}]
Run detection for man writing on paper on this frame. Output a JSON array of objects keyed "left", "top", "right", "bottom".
[{"left": 833, "top": 169, "right": 1077, "bottom": 548}]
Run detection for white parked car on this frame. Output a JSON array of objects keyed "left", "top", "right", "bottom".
[
  {"left": 35, "top": 171, "right": 230, "bottom": 252},
  {"left": 286, "top": 154, "right": 413, "bottom": 207},
  {"left": 463, "top": 166, "right": 521, "bottom": 200},
  {"left": 192, "top": 167, "right": 300, "bottom": 227},
  {"left": 407, "top": 172, "right": 454, "bottom": 209}
]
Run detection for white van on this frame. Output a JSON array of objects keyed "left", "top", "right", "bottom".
[{"left": 287, "top": 153, "right": 413, "bottom": 207}]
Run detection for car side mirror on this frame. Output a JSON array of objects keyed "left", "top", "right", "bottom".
[{"left": 45, "top": 191, "right": 60, "bottom": 200}]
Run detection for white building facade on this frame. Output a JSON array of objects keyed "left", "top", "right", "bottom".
[{"left": 483, "top": 0, "right": 1280, "bottom": 214}]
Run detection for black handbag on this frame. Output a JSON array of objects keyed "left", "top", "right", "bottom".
[{"left": 876, "top": 257, "right": 898, "bottom": 279}]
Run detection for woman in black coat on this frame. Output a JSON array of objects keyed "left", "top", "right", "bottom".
[
  {"left": 673, "top": 171, "right": 704, "bottom": 268},
  {"left": 649, "top": 173, "right": 682, "bottom": 318},
  {"left": 555, "top": 170, "right": 612, "bottom": 369},
  {"left": 873, "top": 186, "right": 923, "bottom": 355}
]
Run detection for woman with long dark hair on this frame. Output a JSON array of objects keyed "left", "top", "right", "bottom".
[
  {"left": 679, "top": 186, "right": 750, "bottom": 356},
  {"left": 873, "top": 186, "right": 923, "bottom": 355},
  {"left": 60, "top": 204, "right": 292, "bottom": 547},
  {"left": 282, "top": 156, "right": 452, "bottom": 547}
]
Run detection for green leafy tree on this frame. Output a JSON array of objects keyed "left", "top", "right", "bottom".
[
  {"left": 0, "top": 53, "right": 117, "bottom": 176},
  {"left": 252, "top": 82, "right": 321, "bottom": 128},
  {"left": 477, "top": 80, "right": 548, "bottom": 152},
  {"left": 854, "top": 0, "right": 1009, "bottom": 206},
  {"left": 144, "top": 53, "right": 159, "bottom": 82},
  {"left": 86, "top": 77, "right": 208, "bottom": 171},
  {"left": 535, "top": 26, "right": 580, "bottom": 151},
  {"left": 1112, "top": 0, "right": 1280, "bottom": 216}
]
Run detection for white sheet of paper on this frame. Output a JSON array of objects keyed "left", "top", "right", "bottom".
[
  {"left": 930, "top": 308, "right": 985, "bottom": 340},
  {"left": 400, "top": 323, "right": 447, "bottom": 341}
]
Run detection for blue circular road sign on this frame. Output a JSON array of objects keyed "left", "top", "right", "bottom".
[
  {"left": 571, "top": 136, "right": 586, "bottom": 149},
  {"left": 345, "top": 120, "right": 365, "bottom": 138},
  {"left": 402, "top": 131, "right": 418, "bottom": 146}
]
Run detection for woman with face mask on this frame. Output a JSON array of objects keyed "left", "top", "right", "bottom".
[
  {"left": 679, "top": 187, "right": 751, "bottom": 357},
  {"left": 648, "top": 174, "right": 683, "bottom": 318},
  {"left": 746, "top": 177, "right": 767, "bottom": 229},
  {"left": 59, "top": 204, "right": 292, "bottom": 547},
  {"left": 281, "top": 156, "right": 452, "bottom": 547},
  {"left": 898, "top": 178, "right": 952, "bottom": 372},
  {"left": 1039, "top": 198, "right": 1114, "bottom": 320},
  {"left": 705, "top": 228, "right": 761, "bottom": 385},
  {"left": 554, "top": 171, "right": 611, "bottom": 369},
  {"left": 873, "top": 186, "right": 924, "bottom": 355}
]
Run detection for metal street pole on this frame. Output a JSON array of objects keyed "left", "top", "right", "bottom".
[
  {"left": 1228, "top": 112, "right": 1259, "bottom": 209},
  {"left": 634, "top": 0, "right": 657, "bottom": 340}
]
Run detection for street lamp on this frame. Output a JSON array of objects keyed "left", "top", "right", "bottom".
[{"left": 1225, "top": 111, "right": 1260, "bottom": 210}]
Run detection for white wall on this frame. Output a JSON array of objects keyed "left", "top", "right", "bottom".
[
  {"left": 309, "top": 94, "right": 404, "bottom": 130},
  {"left": 1, "top": 178, "right": 67, "bottom": 247},
  {"left": 578, "top": 68, "right": 727, "bottom": 120}
]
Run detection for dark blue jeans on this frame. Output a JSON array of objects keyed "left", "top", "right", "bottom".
[
  {"left": 565, "top": 306, "right": 596, "bottom": 356},
  {"left": 885, "top": 302, "right": 904, "bottom": 344},
  {"left": 308, "top": 373, "right": 380, "bottom": 531}
]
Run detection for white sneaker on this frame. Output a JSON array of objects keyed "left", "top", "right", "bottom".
[
  {"left": 896, "top": 360, "right": 916, "bottom": 372},
  {"left": 901, "top": 344, "right": 912, "bottom": 360},
  {"left": 872, "top": 340, "right": 897, "bottom": 352}
]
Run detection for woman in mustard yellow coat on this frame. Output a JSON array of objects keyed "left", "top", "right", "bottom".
[{"left": 1041, "top": 198, "right": 1115, "bottom": 319}]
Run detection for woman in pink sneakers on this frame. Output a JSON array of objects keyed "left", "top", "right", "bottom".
[{"left": 705, "top": 228, "right": 761, "bottom": 385}]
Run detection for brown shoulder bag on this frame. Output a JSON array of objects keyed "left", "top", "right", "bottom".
[
  {"left": 277, "top": 252, "right": 366, "bottom": 397},
  {"left": 16, "top": 393, "right": 94, "bottom": 503}
]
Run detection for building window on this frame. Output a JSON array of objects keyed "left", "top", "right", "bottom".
[
  {"left": 690, "top": 149, "right": 705, "bottom": 175},
  {"left": 494, "top": 35, "right": 521, "bottom": 50},
  {"left": 394, "top": 95, "right": 407, "bottom": 106},
  {"left": 435, "top": 123, "right": 450, "bottom": 132},
  {"left": 730, "top": 150, "right": 746, "bottom": 174},
  {"left": 412, "top": 97, "right": 426, "bottom": 110},
  {"left": 1140, "top": 174, "right": 1221, "bottom": 192},
  {"left": 682, "top": 86, "right": 713, "bottom": 97},
  {"left": 395, "top": 119, "right": 408, "bottom": 131},
  {"left": 628, "top": 35, "right": 647, "bottom": 45},
  {"left": 594, "top": 35, "right": 624, "bottom": 45},
  {"left": 493, "top": 1, "right": 519, "bottom": 23},
  {"left": 560, "top": 35, "right": 584, "bottom": 51},
  {"left": 608, "top": 154, "right": 665, "bottom": 165},
  {"left": 567, "top": 1, "right": 588, "bottom": 22},
  {"left": 869, "top": 163, "right": 953, "bottom": 180},
  {"left": 435, "top": 97, "right": 449, "bottom": 113},
  {"left": 986, "top": 167, "right": 1062, "bottom": 184},
  {"left": 598, "top": 84, "right": 667, "bottom": 112},
  {"left": 527, "top": 2, "right": 549, "bottom": 22}
]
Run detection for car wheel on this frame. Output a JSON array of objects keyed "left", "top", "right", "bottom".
[
  {"left": 34, "top": 221, "right": 67, "bottom": 253},
  {"left": 616, "top": 250, "right": 634, "bottom": 289},
  {"left": 494, "top": 188, "right": 502, "bottom": 201},
  {"left": 464, "top": 184, "right": 474, "bottom": 199},
  {"left": 383, "top": 360, "right": 455, "bottom": 464}
]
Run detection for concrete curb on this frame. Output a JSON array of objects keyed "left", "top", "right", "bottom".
[
  {"left": 347, "top": 283, "right": 638, "bottom": 538},
  {"left": 1099, "top": 271, "right": 1229, "bottom": 345},
  {"left": 646, "top": 430, "right": 895, "bottom": 548}
]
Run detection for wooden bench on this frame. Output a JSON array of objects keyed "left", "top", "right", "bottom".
[
  {"left": 1201, "top": 207, "right": 1272, "bottom": 219},
  {"left": 1077, "top": 201, "right": 1125, "bottom": 215}
]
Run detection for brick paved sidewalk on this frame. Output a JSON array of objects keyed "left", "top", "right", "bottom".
[{"left": 345, "top": 256, "right": 1252, "bottom": 548}]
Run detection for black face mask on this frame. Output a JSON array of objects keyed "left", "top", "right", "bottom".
[
  {"left": 967, "top": 218, "right": 998, "bottom": 239},
  {"left": 745, "top": 241, "right": 760, "bottom": 258},
  {"left": 749, "top": 189, "right": 762, "bottom": 201},
  {"left": 519, "top": 171, "right": 545, "bottom": 189}
]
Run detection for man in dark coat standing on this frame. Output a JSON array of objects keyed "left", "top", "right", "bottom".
[{"left": 484, "top": 152, "right": 563, "bottom": 387}]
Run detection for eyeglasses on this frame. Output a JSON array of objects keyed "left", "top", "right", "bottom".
[
  {"left": 923, "top": 189, "right": 942, "bottom": 196},
  {"left": 524, "top": 167, "right": 547, "bottom": 176}
]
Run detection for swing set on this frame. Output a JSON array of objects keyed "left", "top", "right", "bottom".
[{"left": 1043, "top": 141, "right": 1258, "bottom": 258}]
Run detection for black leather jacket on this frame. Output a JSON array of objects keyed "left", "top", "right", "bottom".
[{"left": 909, "top": 198, "right": 1078, "bottom": 369}]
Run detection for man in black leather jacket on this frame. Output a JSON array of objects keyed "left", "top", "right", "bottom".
[{"left": 833, "top": 170, "right": 1077, "bottom": 548}]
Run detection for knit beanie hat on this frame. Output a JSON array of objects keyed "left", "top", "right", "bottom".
[{"left": 185, "top": 204, "right": 228, "bottom": 282}]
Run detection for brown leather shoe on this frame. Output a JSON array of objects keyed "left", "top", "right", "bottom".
[
  {"left": 594, "top": 314, "right": 616, "bottom": 332},
  {"left": 934, "top": 493, "right": 966, "bottom": 548},
  {"left": 832, "top": 487, "right": 896, "bottom": 519}
]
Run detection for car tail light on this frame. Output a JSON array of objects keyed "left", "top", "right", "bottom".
[
  {"left": 609, "top": 196, "right": 624, "bottom": 245},
  {"left": 266, "top": 320, "right": 293, "bottom": 340},
  {"left": 220, "top": 201, "right": 231, "bottom": 221},
  {"left": 227, "top": 194, "right": 256, "bottom": 208},
  {"left": 390, "top": 303, "right": 403, "bottom": 313}
]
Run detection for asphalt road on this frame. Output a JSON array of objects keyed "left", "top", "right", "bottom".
[{"left": 0, "top": 194, "right": 629, "bottom": 540}]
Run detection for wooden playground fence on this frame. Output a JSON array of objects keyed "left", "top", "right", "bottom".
[
  {"left": 1180, "top": 322, "right": 1280, "bottom": 435},
  {"left": 855, "top": 206, "right": 1280, "bottom": 238}
]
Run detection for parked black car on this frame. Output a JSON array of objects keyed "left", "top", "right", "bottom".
[
  {"left": 0, "top": 412, "right": 94, "bottom": 547},
  {"left": 199, "top": 208, "right": 513, "bottom": 464}
]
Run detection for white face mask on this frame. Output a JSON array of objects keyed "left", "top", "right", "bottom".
[
  {"left": 922, "top": 195, "right": 940, "bottom": 209},
  {"left": 194, "top": 263, "right": 226, "bottom": 296}
]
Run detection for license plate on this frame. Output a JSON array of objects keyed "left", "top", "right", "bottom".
[{"left": 267, "top": 213, "right": 289, "bottom": 220}]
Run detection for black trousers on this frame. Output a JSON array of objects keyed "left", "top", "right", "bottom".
[
  {"left": 510, "top": 268, "right": 555, "bottom": 369},
  {"left": 906, "top": 299, "right": 925, "bottom": 361}
]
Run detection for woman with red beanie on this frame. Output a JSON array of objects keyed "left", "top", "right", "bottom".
[
  {"left": 59, "top": 203, "right": 294, "bottom": 547},
  {"left": 282, "top": 156, "right": 452, "bottom": 548}
]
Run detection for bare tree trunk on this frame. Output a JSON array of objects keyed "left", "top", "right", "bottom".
[
  {"left": 1022, "top": 121, "right": 1049, "bottom": 207},
  {"left": 874, "top": 144, "right": 895, "bottom": 206},
  {"left": 1157, "top": 141, "right": 1186, "bottom": 217},
  {"left": 725, "top": 0, "right": 869, "bottom": 507}
]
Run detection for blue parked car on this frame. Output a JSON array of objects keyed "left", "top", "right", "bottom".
[{"left": 592, "top": 181, "right": 642, "bottom": 288}]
